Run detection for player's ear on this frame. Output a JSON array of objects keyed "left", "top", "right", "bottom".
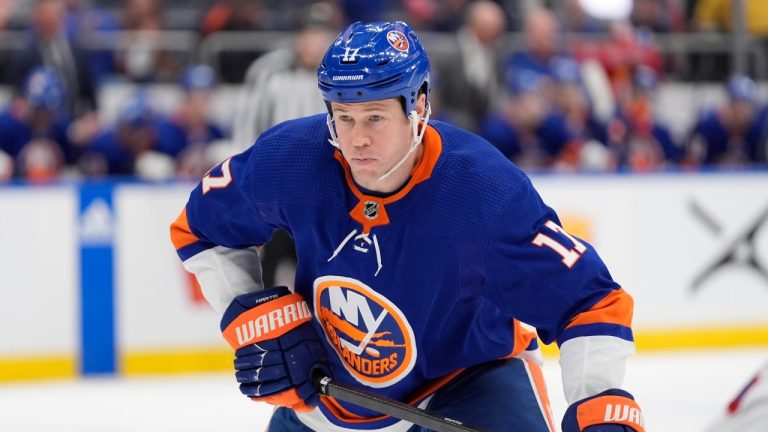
[{"left": 415, "top": 93, "right": 427, "bottom": 118}]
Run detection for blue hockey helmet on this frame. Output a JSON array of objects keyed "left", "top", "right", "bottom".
[
  {"left": 317, "top": 21, "right": 431, "bottom": 115},
  {"left": 24, "top": 67, "right": 65, "bottom": 110}
]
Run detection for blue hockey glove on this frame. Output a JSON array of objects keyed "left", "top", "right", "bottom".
[
  {"left": 562, "top": 389, "right": 645, "bottom": 432},
  {"left": 220, "top": 286, "right": 327, "bottom": 412}
]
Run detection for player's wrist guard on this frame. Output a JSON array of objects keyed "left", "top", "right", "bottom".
[
  {"left": 562, "top": 388, "right": 645, "bottom": 432},
  {"left": 220, "top": 286, "right": 328, "bottom": 412}
]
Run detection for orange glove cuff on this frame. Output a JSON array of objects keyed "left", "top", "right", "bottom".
[
  {"left": 222, "top": 293, "right": 312, "bottom": 349},
  {"left": 576, "top": 395, "right": 645, "bottom": 432}
]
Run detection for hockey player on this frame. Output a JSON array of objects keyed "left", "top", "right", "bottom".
[{"left": 171, "top": 21, "right": 643, "bottom": 431}]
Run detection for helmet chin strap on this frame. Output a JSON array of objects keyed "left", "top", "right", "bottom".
[
  {"left": 377, "top": 102, "right": 431, "bottom": 182},
  {"left": 325, "top": 102, "right": 432, "bottom": 183},
  {"left": 326, "top": 114, "right": 342, "bottom": 149}
]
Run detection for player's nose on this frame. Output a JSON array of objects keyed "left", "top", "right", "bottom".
[{"left": 349, "top": 124, "right": 371, "bottom": 147}]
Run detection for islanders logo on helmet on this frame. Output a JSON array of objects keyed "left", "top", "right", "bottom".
[
  {"left": 317, "top": 21, "right": 430, "bottom": 115},
  {"left": 386, "top": 30, "right": 409, "bottom": 52},
  {"left": 314, "top": 276, "right": 417, "bottom": 388}
]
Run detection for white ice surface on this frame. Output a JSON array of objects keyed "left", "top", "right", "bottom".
[{"left": 0, "top": 349, "right": 766, "bottom": 431}]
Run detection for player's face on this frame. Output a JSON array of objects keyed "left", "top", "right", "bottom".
[{"left": 331, "top": 97, "right": 418, "bottom": 193}]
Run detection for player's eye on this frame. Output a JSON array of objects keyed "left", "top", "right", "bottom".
[
  {"left": 369, "top": 115, "right": 383, "bottom": 122},
  {"left": 337, "top": 114, "right": 352, "bottom": 122}
]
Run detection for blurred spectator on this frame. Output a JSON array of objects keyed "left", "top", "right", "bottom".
[
  {"left": 273, "top": 0, "right": 346, "bottom": 31},
  {"left": 122, "top": 0, "right": 162, "bottom": 34},
  {"left": 0, "top": 0, "right": 18, "bottom": 84},
  {"left": 230, "top": 3, "right": 338, "bottom": 289},
  {"left": 399, "top": 0, "right": 436, "bottom": 30},
  {"left": 429, "top": 0, "right": 469, "bottom": 32},
  {"left": 0, "top": 148, "right": 11, "bottom": 181},
  {"left": 551, "top": 57, "right": 601, "bottom": 137},
  {"left": 571, "top": 22, "right": 663, "bottom": 104},
  {"left": 493, "top": 0, "right": 529, "bottom": 32},
  {"left": 82, "top": 92, "right": 181, "bottom": 178},
  {"left": 0, "top": 0, "right": 16, "bottom": 29},
  {"left": 401, "top": 0, "right": 469, "bottom": 31},
  {"left": 342, "top": 0, "right": 389, "bottom": 25},
  {"left": 200, "top": 0, "right": 264, "bottom": 35},
  {"left": 562, "top": 0, "right": 605, "bottom": 33},
  {"left": 432, "top": 0, "right": 506, "bottom": 132},
  {"left": 117, "top": 0, "right": 181, "bottom": 82},
  {"left": 7, "top": 0, "right": 97, "bottom": 117},
  {"left": 200, "top": 0, "right": 267, "bottom": 83},
  {"left": 0, "top": 67, "right": 72, "bottom": 180},
  {"left": 605, "top": 65, "right": 681, "bottom": 171},
  {"left": 504, "top": 8, "right": 565, "bottom": 92},
  {"left": 170, "top": 64, "right": 226, "bottom": 179},
  {"left": 479, "top": 71, "right": 576, "bottom": 171},
  {"left": 685, "top": 75, "right": 768, "bottom": 167},
  {"left": 16, "top": 137, "right": 66, "bottom": 182},
  {"left": 631, "top": 0, "right": 685, "bottom": 33},
  {"left": 63, "top": 0, "right": 120, "bottom": 84},
  {"left": 231, "top": 3, "right": 337, "bottom": 149},
  {"left": 549, "top": 57, "right": 612, "bottom": 170}
]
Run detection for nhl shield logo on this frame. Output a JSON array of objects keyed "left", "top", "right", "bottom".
[{"left": 363, "top": 201, "right": 379, "bottom": 220}]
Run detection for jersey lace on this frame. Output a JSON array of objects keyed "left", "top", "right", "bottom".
[{"left": 327, "top": 229, "right": 383, "bottom": 276}]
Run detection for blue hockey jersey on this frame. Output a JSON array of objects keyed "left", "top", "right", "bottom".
[{"left": 171, "top": 114, "right": 635, "bottom": 430}]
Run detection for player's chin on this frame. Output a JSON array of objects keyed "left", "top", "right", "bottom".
[
  {"left": 350, "top": 171, "right": 382, "bottom": 189},
  {"left": 350, "top": 166, "right": 380, "bottom": 180}
]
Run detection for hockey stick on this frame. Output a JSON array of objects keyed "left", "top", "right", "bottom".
[{"left": 313, "top": 375, "right": 485, "bottom": 432}]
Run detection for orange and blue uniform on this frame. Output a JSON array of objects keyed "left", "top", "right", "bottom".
[{"left": 171, "top": 114, "right": 636, "bottom": 431}]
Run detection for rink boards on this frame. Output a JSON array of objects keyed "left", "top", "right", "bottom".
[{"left": 1, "top": 172, "right": 767, "bottom": 380}]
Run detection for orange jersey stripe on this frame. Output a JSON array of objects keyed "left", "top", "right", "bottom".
[
  {"left": 170, "top": 208, "right": 200, "bottom": 250},
  {"left": 523, "top": 358, "right": 556, "bottom": 432},
  {"left": 505, "top": 320, "right": 538, "bottom": 358},
  {"left": 565, "top": 289, "right": 634, "bottom": 330}
]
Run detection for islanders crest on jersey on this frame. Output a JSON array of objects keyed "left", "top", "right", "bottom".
[{"left": 314, "top": 276, "right": 416, "bottom": 388}]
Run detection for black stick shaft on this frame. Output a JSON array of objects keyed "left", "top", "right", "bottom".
[{"left": 314, "top": 376, "right": 484, "bottom": 432}]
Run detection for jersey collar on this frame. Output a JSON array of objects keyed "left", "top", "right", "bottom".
[{"left": 334, "top": 124, "right": 443, "bottom": 233}]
